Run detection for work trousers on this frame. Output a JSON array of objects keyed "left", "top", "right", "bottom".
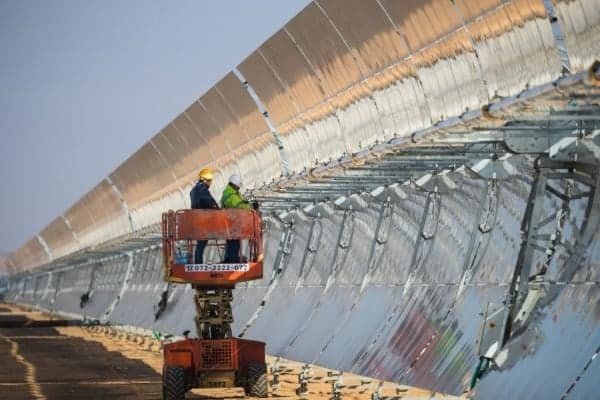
[
  {"left": 224, "top": 240, "right": 240, "bottom": 263},
  {"left": 194, "top": 240, "right": 207, "bottom": 263}
]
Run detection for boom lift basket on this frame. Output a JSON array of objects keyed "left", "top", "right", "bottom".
[{"left": 162, "top": 209, "right": 263, "bottom": 286}]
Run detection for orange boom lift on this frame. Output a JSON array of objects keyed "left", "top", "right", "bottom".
[{"left": 161, "top": 209, "right": 267, "bottom": 399}]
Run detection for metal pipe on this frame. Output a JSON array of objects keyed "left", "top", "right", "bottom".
[
  {"left": 308, "top": 177, "right": 405, "bottom": 184},
  {"left": 379, "top": 155, "right": 465, "bottom": 162},
  {"left": 256, "top": 198, "right": 319, "bottom": 203},
  {"left": 351, "top": 161, "right": 460, "bottom": 167}
]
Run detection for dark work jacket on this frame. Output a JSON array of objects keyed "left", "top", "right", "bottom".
[{"left": 190, "top": 181, "right": 219, "bottom": 209}]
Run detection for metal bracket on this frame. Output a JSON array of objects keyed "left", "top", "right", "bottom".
[
  {"left": 273, "top": 220, "right": 295, "bottom": 278},
  {"left": 500, "top": 151, "right": 600, "bottom": 353},
  {"left": 548, "top": 129, "right": 600, "bottom": 165},
  {"left": 403, "top": 192, "right": 439, "bottom": 296},
  {"left": 100, "top": 252, "right": 134, "bottom": 324},
  {"left": 361, "top": 200, "right": 393, "bottom": 292},
  {"left": 502, "top": 166, "right": 549, "bottom": 346},
  {"left": 40, "top": 271, "right": 53, "bottom": 301},
  {"left": 32, "top": 274, "right": 41, "bottom": 300},
  {"left": 479, "top": 180, "right": 500, "bottom": 233},
  {"left": 456, "top": 182, "right": 498, "bottom": 300},
  {"left": 153, "top": 282, "right": 171, "bottom": 321},
  {"left": 421, "top": 193, "right": 441, "bottom": 240},
  {"left": 413, "top": 171, "right": 457, "bottom": 194},
  {"left": 80, "top": 263, "right": 99, "bottom": 308},
  {"left": 502, "top": 109, "right": 600, "bottom": 156},
  {"left": 468, "top": 155, "right": 520, "bottom": 181},
  {"left": 325, "top": 208, "right": 355, "bottom": 292},
  {"left": 50, "top": 271, "right": 63, "bottom": 306},
  {"left": 296, "top": 364, "right": 311, "bottom": 398},
  {"left": 464, "top": 141, "right": 519, "bottom": 180},
  {"left": 297, "top": 215, "right": 323, "bottom": 291},
  {"left": 369, "top": 183, "right": 407, "bottom": 203},
  {"left": 338, "top": 210, "right": 354, "bottom": 250}
]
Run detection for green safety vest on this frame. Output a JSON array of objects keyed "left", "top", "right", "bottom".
[{"left": 220, "top": 184, "right": 251, "bottom": 209}]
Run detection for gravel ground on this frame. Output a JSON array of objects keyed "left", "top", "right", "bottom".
[{"left": 0, "top": 303, "right": 465, "bottom": 400}]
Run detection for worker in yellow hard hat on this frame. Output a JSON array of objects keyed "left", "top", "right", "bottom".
[{"left": 190, "top": 167, "right": 219, "bottom": 263}]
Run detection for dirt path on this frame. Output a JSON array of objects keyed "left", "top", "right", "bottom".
[{"left": 1, "top": 303, "right": 465, "bottom": 399}]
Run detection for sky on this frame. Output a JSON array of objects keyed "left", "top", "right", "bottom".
[{"left": 0, "top": 0, "right": 311, "bottom": 255}]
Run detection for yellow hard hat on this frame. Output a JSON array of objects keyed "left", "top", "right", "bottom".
[{"left": 198, "top": 167, "right": 214, "bottom": 181}]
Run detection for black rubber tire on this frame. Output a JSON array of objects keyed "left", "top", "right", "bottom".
[
  {"left": 164, "top": 365, "right": 186, "bottom": 400},
  {"left": 246, "top": 362, "right": 268, "bottom": 398}
]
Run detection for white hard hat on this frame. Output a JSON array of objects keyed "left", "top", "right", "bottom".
[{"left": 229, "top": 174, "right": 242, "bottom": 187}]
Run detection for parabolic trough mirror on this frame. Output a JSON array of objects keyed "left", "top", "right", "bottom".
[{"left": 3, "top": 1, "right": 600, "bottom": 398}]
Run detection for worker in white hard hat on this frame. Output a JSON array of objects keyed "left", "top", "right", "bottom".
[
  {"left": 221, "top": 174, "right": 251, "bottom": 262},
  {"left": 190, "top": 167, "right": 219, "bottom": 263}
]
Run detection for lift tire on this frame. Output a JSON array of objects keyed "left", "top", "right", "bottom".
[
  {"left": 246, "top": 362, "right": 268, "bottom": 398},
  {"left": 164, "top": 365, "right": 186, "bottom": 400}
]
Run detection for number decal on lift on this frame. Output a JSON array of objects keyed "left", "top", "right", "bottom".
[{"left": 184, "top": 263, "right": 250, "bottom": 272}]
